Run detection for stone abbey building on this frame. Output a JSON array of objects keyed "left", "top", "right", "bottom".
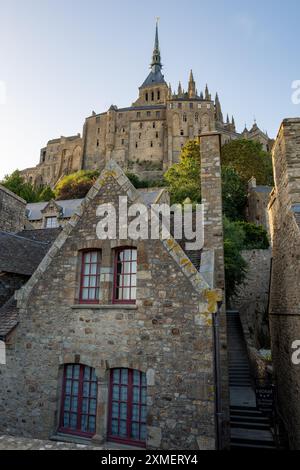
[{"left": 20, "top": 23, "right": 271, "bottom": 188}]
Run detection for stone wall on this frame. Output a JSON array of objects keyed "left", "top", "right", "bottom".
[
  {"left": 268, "top": 118, "right": 300, "bottom": 449},
  {"left": 0, "top": 186, "right": 26, "bottom": 233},
  {"left": 0, "top": 167, "right": 218, "bottom": 450},
  {"left": 232, "top": 249, "right": 272, "bottom": 349}
]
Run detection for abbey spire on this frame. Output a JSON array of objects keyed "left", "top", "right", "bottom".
[{"left": 151, "top": 19, "right": 162, "bottom": 73}]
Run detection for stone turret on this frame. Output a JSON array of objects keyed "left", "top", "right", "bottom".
[
  {"left": 188, "top": 70, "right": 196, "bottom": 99},
  {"left": 215, "top": 93, "right": 223, "bottom": 123}
]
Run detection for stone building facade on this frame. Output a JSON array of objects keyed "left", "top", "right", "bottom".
[
  {"left": 241, "top": 122, "right": 273, "bottom": 153},
  {"left": 268, "top": 118, "right": 300, "bottom": 449},
  {"left": 0, "top": 150, "right": 228, "bottom": 450},
  {"left": 0, "top": 185, "right": 27, "bottom": 233},
  {"left": 19, "top": 23, "right": 270, "bottom": 188},
  {"left": 246, "top": 177, "right": 272, "bottom": 232}
]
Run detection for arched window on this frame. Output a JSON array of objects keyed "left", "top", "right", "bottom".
[
  {"left": 145, "top": 92, "right": 148, "bottom": 102},
  {"left": 113, "top": 248, "right": 137, "bottom": 304},
  {"left": 79, "top": 251, "right": 101, "bottom": 304},
  {"left": 108, "top": 368, "right": 146, "bottom": 446},
  {"left": 157, "top": 90, "right": 160, "bottom": 100},
  {"left": 183, "top": 113, "right": 187, "bottom": 122},
  {"left": 59, "top": 364, "right": 97, "bottom": 437},
  {"left": 151, "top": 91, "right": 154, "bottom": 101}
]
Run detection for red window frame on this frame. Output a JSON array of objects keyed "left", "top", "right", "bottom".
[
  {"left": 108, "top": 368, "right": 147, "bottom": 447},
  {"left": 79, "top": 250, "right": 101, "bottom": 304},
  {"left": 113, "top": 248, "right": 137, "bottom": 305},
  {"left": 59, "top": 364, "right": 97, "bottom": 438}
]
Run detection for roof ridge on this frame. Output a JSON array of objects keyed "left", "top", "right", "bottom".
[{"left": 0, "top": 231, "right": 50, "bottom": 246}]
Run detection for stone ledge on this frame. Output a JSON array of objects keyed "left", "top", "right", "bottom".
[{"left": 71, "top": 304, "right": 138, "bottom": 310}]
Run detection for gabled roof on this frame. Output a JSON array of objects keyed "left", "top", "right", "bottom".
[{"left": 16, "top": 161, "right": 211, "bottom": 314}]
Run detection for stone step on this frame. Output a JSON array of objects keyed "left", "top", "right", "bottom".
[
  {"left": 230, "top": 421, "right": 271, "bottom": 431},
  {"left": 231, "top": 415, "right": 270, "bottom": 424}
]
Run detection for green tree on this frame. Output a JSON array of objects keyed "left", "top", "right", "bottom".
[
  {"left": 38, "top": 186, "right": 55, "bottom": 202},
  {"left": 222, "top": 166, "right": 247, "bottom": 221},
  {"left": 2, "top": 170, "right": 39, "bottom": 202},
  {"left": 164, "top": 140, "right": 201, "bottom": 204},
  {"left": 236, "top": 221, "right": 270, "bottom": 249},
  {"left": 223, "top": 217, "right": 248, "bottom": 302},
  {"left": 221, "top": 139, "right": 273, "bottom": 186},
  {"left": 54, "top": 170, "right": 100, "bottom": 200}
]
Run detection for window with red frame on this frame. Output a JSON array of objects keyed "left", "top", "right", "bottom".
[
  {"left": 59, "top": 364, "right": 97, "bottom": 437},
  {"left": 79, "top": 251, "right": 101, "bottom": 303},
  {"left": 113, "top": 248, "right": 137, "bottom": 304},
  {"left": 108, "top": 368, "right": 147, "bottom": 446}
]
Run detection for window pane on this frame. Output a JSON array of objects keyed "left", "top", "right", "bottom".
[
  {"left": 81, "top": 415, "right": 88, "bottom": 433},
  {"left": 120, "top": 420, "right": 127, "bottom": 437},
  {"left": 112, "top": 385, "right": 119, "bottom": 400},
  {"left": 65, "top": 380, "right": 72, "bottom": 394},
  {"left": 70, "top": 413, "right": 77, "bottom": 429},
  {"left": 140, "top": 424, "right": 147, "bottom": 441},
  {"left": 82, "top": 398, "right": 89, "bottom": 414},
  {"left": 63, "top": 413, "right": 70, "bottom": 428},
  {"left": 121, "top": 369, "right": 128, "bottom": 384},
  {"left": 133, "top": 386, "right": 140, "bottom": 403},
  {"left": 132, "top": 404, "right": 139, "bottom": 421},
  {"left": 112, "top": 402, "right": 119, "bottom": 419},
  {"left": 120, "top": 386, "right": 128, "bottom": 401},
  {"left": 133, "top": 370, "right": 140, "bottom": 385},
  {"left": 131, "top": 422, "right": 139, "bottom": 439},
  {"left": 90, "top": 382, "right": 97, "bottom": 398},
  {"left": 71, "top": 397, "right": 78, "bottom": 412},
  {"left": 120, "top": 402, "right": 127, "bottom": 420},
  {"left": 141, "top": 406, "right": 147, "bottom": 422},
  {"left": 89, "top": 399, "right": 97, "bottom": 415},
  {"left": 111, "top": 419, "right": 119, "bottom": 435},
  {"left": 113, "top": 369, "right": 120, "bottom": 383},
  {"left": 66, "top": 366, "right": 73, "bottom": 378},
  {"left": 64, "top": 396, "right": 71, "bottom": 411},
  {"left": 72, "top": 381, "right": 79, "bottom": 396},
  {"left": 88, "top": 416, "right": 96, "bottom": 433},
  {"left": 73, "top": 365, "right": 80, "bottom": 379},
  {"left": 82, "top": 288, "right": 89, "bottom": 300}
]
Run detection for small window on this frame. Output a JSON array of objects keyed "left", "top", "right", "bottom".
[
  {"left": 189, "top": 103, "right": 193, "bottom": 109},
  {"left": 139, "top": 122, "right": 143, "bottom": 129},
  {"left": 180, "top": 129, "right": 184, "bottom": 136},
  {"left": 183, "top": 114, "right": 187, "bottom": 122},
  {"left": 147, "top": 111, "right": 151, "bottom": 117},
  {"left": 157, "top": 90, "right": 160, "bottom": 100},
  {"left": 97, "top": 128, "right": 100, "bottom": 134},
  {"left": 151, "top": 91, "right": 154, "bottom": 101},
  {"left": 178, "top": 103, "right": 182, "bottom": 109},
  {"left": 79, "top": 251, "right": 101, "bottom": 304},
  {"left": 195, "top": 113, "right": 199, "bottom": 122},
  {"left": 96, "top": 139, "right": 99, "bottom": 147},
  {"left": 145, "top": 93, "right": 148, "bottom": 102},
  {"left": 45, "top": 216, "right": 58, "bottom": 228},
  {"left": 121, "top": 139, "right": 124, "bottom": 145},
  {"left": 108, "top": 368, "right": 146, "bottom": 446},
  {"left": 113, "top": 248, "right": 137, "bottom": 304},
  {"left": 137, "top": 112, "right": 141, "bottom": 118},
  {"left": 59, "top": 364, "right": 97, "bottom": 437},
  {"left": 152, "top": 122, "right": 156, "bottom": 128},
  {"left": 156, "top": 132, "right": 158, "bottom": 139},
  {"left": 135, "top": 142, "right": 138, "bottom": 148},
  {"left": 150, "top": 141, "right": 153, "bottom": 147},
  {"left": 156, "top": 111, "right": 160, "bottom": 118},
  {"left": 139, "top": 133, "right": 141, "bottom": 139}
]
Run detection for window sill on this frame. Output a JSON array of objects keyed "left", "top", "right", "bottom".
[{"left": 71, "top": 304, "right": 138, "bottom": 310}]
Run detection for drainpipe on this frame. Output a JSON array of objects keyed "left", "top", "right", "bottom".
[{"left": 213, "top": 301, "right": 223, "bottom": 450}]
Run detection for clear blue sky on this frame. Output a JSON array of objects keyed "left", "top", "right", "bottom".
[{"left": 1, "top": 0, "right": 300, "bottom": 179}]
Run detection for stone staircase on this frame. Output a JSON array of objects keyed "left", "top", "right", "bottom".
[{"left": 227, "top": 311, "right": 277, "bottom": 450}]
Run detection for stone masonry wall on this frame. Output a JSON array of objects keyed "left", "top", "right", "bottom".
[
  {"left": 0, "top": 173, "right": 217, "bottom": 450},
  {"left": 232, "top": 249, "right": 272, "bottom": 349},
  {"left": 0, "top": 186, "right": 27, "bottom": 233},
  {"left": 268, "top": 118, "right": 300, "bottom": 449},
  {"left": 199, "top": 133, "right": 229, "bottom": 448}
]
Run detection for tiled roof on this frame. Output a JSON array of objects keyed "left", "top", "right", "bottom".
[
  {"left": 0, "top": 231, "right": 56, "bottom": 276},
  {"left": 0, "top": 297, "right": 18, "bottom": 340},
  {"left": 15, "top": 228, "right": 62, "bottom": 243}
]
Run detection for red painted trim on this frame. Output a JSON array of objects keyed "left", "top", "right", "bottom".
[
  {"left": 107, "top": 368, "right": 146, "bottom": 446},
  {"left": 79, "top": 250, "right": 101, "bottom": 304},
  {"left": 58, "top": 364, "right": 97, "bottom": 438},
  {"left": 112, "top": 248, "right": 137, "bottom": 305}
]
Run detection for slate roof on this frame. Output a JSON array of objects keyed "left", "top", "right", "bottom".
[
  {"left": 0, "top": 231, "right": 57, "bottom": 276},
  {"left": 15, "top": 228, "right": 62, "bottom": 243},
  {"left": 26, "top": 191, "right": 164, "bottom": 221},
  {"left": 252, "top": 186, "right": 272, "bottom": 194},
  {"left": 140, "top": 69, "right": 166, "bottom": 89},
  {"left": 0, "top": 297, "right": 18, "bottom": 340},
  {"left": 26, "top": 199, "right": 84, "bottom": 221}
]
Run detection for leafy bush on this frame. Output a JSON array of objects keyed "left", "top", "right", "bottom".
[
  {"left": 236, "top": 221, "right": 270, "bottom": 249},
  {"left": 222, "top": 166, "right": 247, "bottom": 221},
  {"left": 54, "top": 170, "right": 100, "bottom": 200}
]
